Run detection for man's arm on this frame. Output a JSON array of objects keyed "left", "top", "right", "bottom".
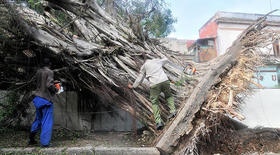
[
  {"left": 47, "top": 70, "right": 58, "bottom": 95},
  {"left": 159, "top": 57, "right": 169, "bottom": 66},
  {"left": 159, "top": 57, "right": 177, "bottom": 83},
  {"left": 132, "top": 65, "right": 146, "bottom": 88}
]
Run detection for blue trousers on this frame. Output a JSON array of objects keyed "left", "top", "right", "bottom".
[{"left": 31, "top": 96, "right": 53, "bottom": 146}]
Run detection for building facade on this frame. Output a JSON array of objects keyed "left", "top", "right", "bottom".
[
  {"left": 193, "top": 11, "right": 280, "bottom": 88},
  {"left": 160, "top": 38, "right": 189, "bottom": 54},
  {"left": 193, "top": 11, "right": 280, "bottom": 128}
]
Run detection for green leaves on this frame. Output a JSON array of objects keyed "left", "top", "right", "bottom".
[
  {"left": 175, "top": 75, "right": 192, "bottom": 86},
  {"left": 0, "top": 91, "right": 20, "bottom": 125},
  {"left": 113, "top": 0, "right": 176, "bottom": 38},
  {"left": 27, "top": 0, "right": 44, "bottom": 14},
  {"left": 143, "top": 9, "right": 177, "bottom": 38},
  {"left": 26, "top": 0, "right": 176, "bottom": 38}
]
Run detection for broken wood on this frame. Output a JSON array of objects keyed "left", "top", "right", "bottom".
[
  {"left": 1, "top": 1, "right": 280, "bottom": 154},
  {"left": 1, "top": 0, "right": 189, "bottom": 134},
  {"left": 156, "top": 10, "right": 279, "bottom": 154}
]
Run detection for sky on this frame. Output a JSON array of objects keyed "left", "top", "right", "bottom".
[{"left": 166, "top": 0, "right": 280, "bottom": 40}]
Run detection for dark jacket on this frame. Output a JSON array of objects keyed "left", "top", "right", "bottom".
[{"left": 34, "top": 67, "right": 57, "bottom": 102}]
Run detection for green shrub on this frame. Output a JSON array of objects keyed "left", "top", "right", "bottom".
[{"left": 0, "top": 91, "right": 20, "bottom": 126}]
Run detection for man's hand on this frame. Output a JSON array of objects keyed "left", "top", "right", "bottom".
[
  {"left": 128, "top": 83, "right": 133, "bottom": 89},
  {"left": 54, "top": 80, "right": 60, "bottom": 84}
]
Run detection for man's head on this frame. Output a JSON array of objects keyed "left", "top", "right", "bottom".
[
  {"left": 42, "top": 58, "right": 51, "bottom": 67},
  {"left": 142, "top": 53, "right": 147, "bottom": 62}
]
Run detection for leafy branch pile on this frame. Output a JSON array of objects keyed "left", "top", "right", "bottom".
[{"left": 0, "top": 0, "right": 188, "bottom": 134}]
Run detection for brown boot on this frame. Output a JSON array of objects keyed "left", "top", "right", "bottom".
[
  {"left": 168, "top": 112, "right": 176, "bottom": 120},
  {"left": 156, "top": 122, "right": 164, "bottom": 130}
]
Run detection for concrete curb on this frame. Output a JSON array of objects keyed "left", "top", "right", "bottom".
[{"left": 0, "top": 146, "right": 160, "bottom": 155}]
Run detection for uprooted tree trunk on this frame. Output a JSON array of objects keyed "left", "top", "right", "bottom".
[
  {"left": 156, "top": 26, "right": 244, "bottom": 153},
  {"left": 1, "top": 1, "right": 280, "bottom": 154},
  {"left": 156, "top": 10, "right": 280, "bottom": 154}
]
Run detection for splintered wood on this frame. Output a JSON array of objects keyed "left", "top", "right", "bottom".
[
  {"left": 205, "top": 29, "right": 279, "bottom": 121},
  {"left": 0, "top": 1, "right": 189, "bottom": 134},
  {"left": 205, "top": 54, "right": 262, "bottom": 120},
  {"left": 2, "top": 1, "right": 280, "bottom": 154},
  {"left": 156, "top": 10, "right": 280, "bottom": 154}
]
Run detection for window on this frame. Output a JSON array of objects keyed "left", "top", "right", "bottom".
[
  {"left": 208, "top": 40, "right": 215, "bottom": 47},
  {"left": 253, "top": 65, "right": 279, "bottom": 88}
]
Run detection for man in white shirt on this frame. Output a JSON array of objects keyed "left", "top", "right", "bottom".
[{"left": 128, "top": 54, "right": 176, "bottom": 130}]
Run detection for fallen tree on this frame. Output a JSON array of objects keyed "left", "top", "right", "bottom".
[
  {"left": 156, "top": 10, "right": 280, "bottom": 154},
  {"left": 0, "top": 0, "right": 190, "bottom": 133},
  {"left": 1, "top": 1, "right": 280, "bottom": 154}
]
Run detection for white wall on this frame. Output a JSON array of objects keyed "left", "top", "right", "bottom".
[
  {"left": 240, "top": 89, "right": 280, "bottom": 128},
  {"left": 54, "top": 92, "right": 143, "bottom": 131},
  {"left": 216, "top": 23, "right": 280, "bottom": 56},
  {"left": 160, "top": 38, "right": 188, "bottom": 54},
  {"left": 216, "top": 23, "right": 246, "bottom": 55},
  {"left": 15, "top": 91, "right": 143, "bottom": 131},
  {"left": 216, "top": 23, "right": 280, "bottom": 128},
  {"left": 53, "top": 91, "right": 82, "bottom": 130}
]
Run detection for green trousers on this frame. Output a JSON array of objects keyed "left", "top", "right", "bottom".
[{"left": 150, "top": 80, "right": 176, "bottom": 124}]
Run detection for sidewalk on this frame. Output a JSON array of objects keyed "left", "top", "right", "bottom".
[{"left": 0, "top": 146, "right": 160, "bottom": 155}]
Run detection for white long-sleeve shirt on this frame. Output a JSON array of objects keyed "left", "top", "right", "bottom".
[{"left": 132, "top": 57, "right": 169, "bottom": 88}]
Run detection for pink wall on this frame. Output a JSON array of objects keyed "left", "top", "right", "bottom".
[
  {"left": 199, "top": 21, "right": 218, "bottom": 39},
  {"left": 186, "top": 40, "right": 195, "bottom": 48}
]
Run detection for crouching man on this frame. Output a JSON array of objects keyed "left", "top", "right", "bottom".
[{"left": 128, "top": 54, "right": 176, "bottom": 130}]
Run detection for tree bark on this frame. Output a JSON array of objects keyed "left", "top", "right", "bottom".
[
  {"left": 156, "top": 13, "right": 273, "bottom": 153},
  {"left": 1, "top": 1, "right": 279, "bottom": 154}
]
